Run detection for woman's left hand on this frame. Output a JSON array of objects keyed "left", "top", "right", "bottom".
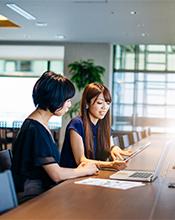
[{"left": 110, "top": 146, "right": 132, "bottom": 161}]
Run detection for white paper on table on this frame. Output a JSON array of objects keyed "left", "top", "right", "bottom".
[{"left": 75, "top": 178, "right": 145, "bottom": 190}]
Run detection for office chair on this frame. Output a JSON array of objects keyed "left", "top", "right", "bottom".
[
  {"left": 12, "top": 120, "right": 23, "bottom": 128},
  {"left": 130, "top": 131, "right": 138, "bottom": 144},
  {"left": 12, "top": 121, "right": 23, "bottom": 145},
  {"left": 0, "top": 121, "right": 14, "bottom": 150},
  {"left": 144, "top": 127, "right": 151, "bottom": 137},
  {"left": 137, "top": 131, "right": 143, "bottom": 141},
  {"left": 113, "top": 136, "right": 120, "bottom": 146},
  {"left": 120, "top": 134, "right": 130, "bottom": 149},
  {"left": 0, "top": 170, "right": 18, "bottom": 213},
  {"left": 0, "top": 121, "right": 7, "bottom": 150},
  {"left": 51, "top": 127, "right": 61, "bottom": 146},
  {"left": 0, "top": 149, "right": 12, "bottom": 172}
]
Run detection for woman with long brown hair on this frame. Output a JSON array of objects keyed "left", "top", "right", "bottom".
[{"left": 60, "top": 82, "right": 131, "bottom": 169}]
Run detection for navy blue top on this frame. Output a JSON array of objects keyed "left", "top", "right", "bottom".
[
  {"left": 60, "top": 116, "right": 99, "bottom": 168},
  {"left": 12, "top": 119, "right": 60, "bottom": 193}
]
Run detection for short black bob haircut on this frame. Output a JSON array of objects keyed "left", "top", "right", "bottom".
[{"left": 32, "top": 71, "right": 75, "bottom": 113}]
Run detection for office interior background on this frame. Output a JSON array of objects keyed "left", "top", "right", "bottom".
[
  {"left": 2, "top": 2, "right": 175, "bottom": 218},
  {"left": 1, "top": 0, "right": 175, "bottom": 142}
]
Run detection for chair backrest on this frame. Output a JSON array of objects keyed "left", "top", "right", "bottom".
[
  {"left": 137, "top": 131, "right": 143, "bottom": 141},
  {"left": 0, "top": 149, "right": 12, "bottom": 172},
  {"left": 128, "top": 132, "right": 138, "bottom": 145},
  {"left": 0, "top": 121, "right": 7, "bottom": 150},
  {"left": 132, "top": 132, "right": 138, "bottom": 143},
  {"left": 0, "top": 170, "right": 18, "bottom": 213},
  {"left": 0, "top": 121, "right": 7, "bottom": 128},
  {"left": 12, "top": 121, "right": 23, "bottom": 129},
  {"left": 144, "top": 127, "right": 151, "bottom": 137},
  {"left": 120, "top": 134, "right": 130, "bottom": 148},
  {"left": 113, "top": 136, "right": 120, "bottom": 146}
]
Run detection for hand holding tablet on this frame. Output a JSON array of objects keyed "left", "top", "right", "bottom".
[{"left": 123, "top": 142, "right": 151, "bottom": 162}]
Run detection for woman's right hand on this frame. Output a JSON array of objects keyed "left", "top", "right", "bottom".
[
  {"left": 77, "top": 162, "right": 99, "bottom": 175},
  {"left": 111, "top": 160, "right": 127, "bottom": 170}
]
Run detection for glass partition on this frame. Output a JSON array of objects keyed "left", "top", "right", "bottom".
[{"left": 112, "top": 44, "right": 175, "bottom": 133}]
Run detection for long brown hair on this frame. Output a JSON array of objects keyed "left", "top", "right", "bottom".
[{"left": 80, "top": 83, "right": 112, "bottom": 160}]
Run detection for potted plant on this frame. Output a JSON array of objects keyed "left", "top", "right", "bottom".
[{"left": 67, "top": 59, "right": 105, "bottom": 118}]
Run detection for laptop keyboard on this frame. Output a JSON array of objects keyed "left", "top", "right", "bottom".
[{"left": 130, "top": 172, "right": 152, "bottom": 178}]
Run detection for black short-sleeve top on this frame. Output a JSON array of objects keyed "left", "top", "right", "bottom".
[{"left": 12, "top": 118, "right": 60, "bottom": 193}]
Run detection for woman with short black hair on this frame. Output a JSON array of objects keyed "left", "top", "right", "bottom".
[{"left": 12, "top": 71, "right": 98, "bottom": 203}]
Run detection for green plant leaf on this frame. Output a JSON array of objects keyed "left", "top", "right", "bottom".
[
  {"left": 68, "top": 59, "right": 105, "bottom": 91},
  {"left": 67, "top": 59, "right": 105, "bottom": 118}
]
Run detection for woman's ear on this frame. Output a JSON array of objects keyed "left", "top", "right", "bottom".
[
  {"left": 54, "top": 107, "right": 62, "bottom": 115},
  {"left": 54, "top": 109, "right": 59, "bottom": 115}
]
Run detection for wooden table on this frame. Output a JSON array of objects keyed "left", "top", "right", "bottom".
[{"left": 1, "top": 134, "right": 175, "bottom": 220}]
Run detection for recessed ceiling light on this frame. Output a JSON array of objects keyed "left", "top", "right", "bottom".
[
  {"left": 36, "top": 22, "right": 48, "bottom": 27},
  {"left": 6, "top": 4, "right": 36, "bottom": 20},
  {"left": 130, "top": 11, "right": 136, "bottom": 15},
  {"left": 55, "top": 35, "right": 65, "bottom": 40},
  {"left": 141, "top": 33, "right": 149, "bottom": 37},
  {"left": 137, "top": 24, "right": 144, "bottom": 28}
]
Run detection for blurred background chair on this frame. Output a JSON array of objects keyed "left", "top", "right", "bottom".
[
  {"left": 0, "top": 149, "right": 12, "bottom": 172},
  {"left": 12, "top": 121, "right": 23, "bottom": 129},
  {"left": 113, "top": 136, "right": 120, "bottom": 146},
  {"left": 144, "top": 127, "right": 151, "bottom": 137},
  {"left": 0, "top": 121, "right": 15, "bottom": 150},
  {"left": 119, "top": 134, "right": 130, "bottom": 149},
  {"left": 0, "top": 121, "right": 8, "bottom": 150},
  {"left": 137, "top": 131, "right": 143, "bottom": 141},
  {"left": 12, "top": 120, "right": 22, "bottom": 139},
  {"left": 128, "top": 131, "right": 138, "bottom": 145},
  {"left": 0, "top": 170, "right": 18, "bottom": 213},
  {"left": 51, "top": 128, "right": 61, "bottom": 147}
]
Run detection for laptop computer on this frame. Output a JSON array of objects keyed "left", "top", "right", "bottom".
[{"left": 110, "top": 143, "right": 169, "bottom": 182}]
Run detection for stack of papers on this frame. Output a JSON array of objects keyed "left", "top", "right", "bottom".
[{"left": 75, "top": 178, "right": 145, "bottom": 190}]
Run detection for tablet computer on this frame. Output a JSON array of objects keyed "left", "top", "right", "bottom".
[{"left": 124, "top": 142, "right": 151, "bottom": 162}]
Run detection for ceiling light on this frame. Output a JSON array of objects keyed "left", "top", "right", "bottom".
[
  {"left": 137, "top": 24, "right": 144, "bottom": 28},
  {"left": 6, "top": 4, "right": 36, "bottom": 20},
  {"left": 130, "top": 11, "right": 136, "bottom": 15},
  {"left": 55, "top": 35, "right": 65, "bottom": 40},
  {"left": 36, "top": 22, "right": 48, "bottom": 27},
  {"left": 141, "top": 33, "right": 149, "bottom": 37}
]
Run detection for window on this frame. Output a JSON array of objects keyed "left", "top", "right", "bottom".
[
  {"left": 0, "top": 59, "right": 64, "bottom": 128},
  {"left": 113, "top": 45, "right": 175, "bottom": 133}
]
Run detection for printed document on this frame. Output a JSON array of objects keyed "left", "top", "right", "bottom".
[{"left": 75, "top": 178, "right": 145, "bottom": 190}]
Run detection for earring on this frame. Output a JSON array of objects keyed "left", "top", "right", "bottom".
[{"left": 86, "top": 105, "right": 88, "bottom": 109}]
